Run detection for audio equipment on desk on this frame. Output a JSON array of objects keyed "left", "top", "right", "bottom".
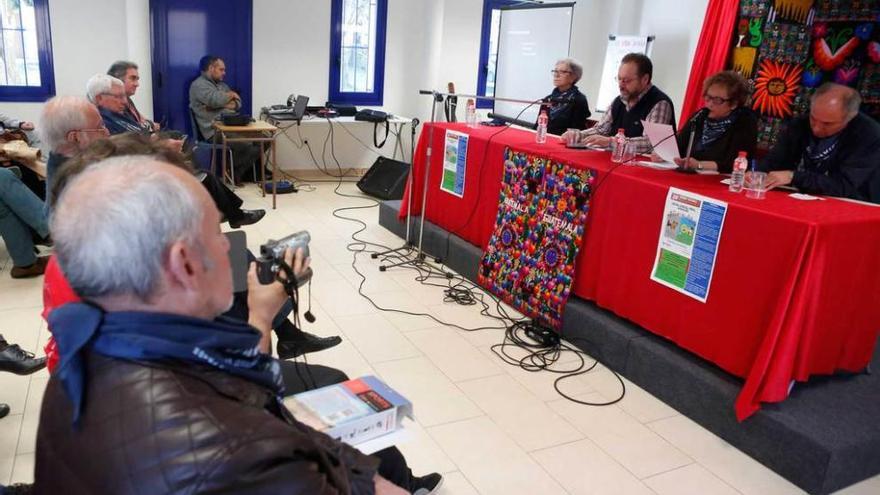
[
  {"left": 221, "top": 113, "right": 252, "bottom": 126},
  {"left": 327, "top": 103, "right": 358, "bottom": 117}
]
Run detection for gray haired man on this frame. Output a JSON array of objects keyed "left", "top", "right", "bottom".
[
  {"left": 35, "top": 156, "right": 441, "bottom": 494},
  {"left": 762, "top": 82, "right": 880, "bottom": 202},
  {"left": 39, "top": 95, "right": 109, "bottom": 189},
  {"left": 107, "top": 60, "right": 160, "bottom": 131}
]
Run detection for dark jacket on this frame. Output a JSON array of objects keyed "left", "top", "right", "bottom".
[
  {"left": 35, "top": 352, "right": 379, "bottom": 494},
  {"left": 99, "top": 106, "right": 149, "bottom": 135},
  {"left": 544, "top": 85, "right": 591, "bottom": 136},
  {"left": 610, "top": 85, "right": 675, "bottom": 138},
  {"left": 677, "top": 108, "right": 758, "bottom": 173},
  {"left": 761, "top": 113, "right": 880, "bottom": 203}
]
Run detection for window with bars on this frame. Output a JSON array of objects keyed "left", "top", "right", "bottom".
[
  {"left": 0, "top": 0, "right": 54, "bottom": 101},
  {"left": 329, "top": 0, "right": 387, "bottom": 106}
]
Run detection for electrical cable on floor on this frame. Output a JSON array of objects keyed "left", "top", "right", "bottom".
[{"left": 303, "top": 106, "right": 627, "bottom": 407}]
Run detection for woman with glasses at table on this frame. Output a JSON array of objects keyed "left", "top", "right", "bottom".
[
  {"left": 674, "top": 70, "right": 758, "bottom": 173},
  {"left": 543, "top": 58, "right": 592, "bottom": 136}
]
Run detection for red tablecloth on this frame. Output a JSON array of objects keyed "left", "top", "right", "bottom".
[{"left": 401, "top": 123, "right": 880, "bottom": 420}]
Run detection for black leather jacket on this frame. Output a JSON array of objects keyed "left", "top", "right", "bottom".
[{"left": 35, "top": 352, "right": 379, "bottom": 494}]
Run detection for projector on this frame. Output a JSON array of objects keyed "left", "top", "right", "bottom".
[{"left": 221, "top": 114, "right": 252, "bottom": 126}]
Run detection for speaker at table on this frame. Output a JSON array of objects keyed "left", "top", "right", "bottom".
[{"left": 357, "top": 157, "right": 410, "bottom": 200}]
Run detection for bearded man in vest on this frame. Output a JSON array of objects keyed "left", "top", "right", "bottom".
[{"left": 564, "top": 53, "right": 676, "bottom": 154}]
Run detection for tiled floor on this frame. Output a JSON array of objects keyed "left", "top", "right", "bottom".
[{"left": 1, "top": 182, "right": 879, "bottom": 494}]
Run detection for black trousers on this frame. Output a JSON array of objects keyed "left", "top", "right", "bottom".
[
  {"left": 228, "top": 142, "right": 262, "bottom": 182},
  {"left": 279, "top": 363, "right": 418, "bottom": 491},
  {"left": 199, "top": 173, "right": 245, "bottom": 221}
]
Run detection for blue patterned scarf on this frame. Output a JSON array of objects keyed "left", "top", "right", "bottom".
[
  {"left": 49, "top": 302, "right": 284, "bottom": 425},
  {"left": 548, "top": 86, "right": 579, "bottom": 121},
  {"left": 697, "top": 108, "right": 740, "bottom": 152},
  {"left": 802, "top": 134, "right": 841, "bottom": 174}
]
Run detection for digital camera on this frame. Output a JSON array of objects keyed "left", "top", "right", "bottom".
[{"left": 256, "top": 231, "right": 313, "bottom": 286}]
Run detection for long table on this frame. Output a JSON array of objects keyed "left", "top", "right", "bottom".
[{"left": 402, "top": 123, "right": 880, "bottom": 420}]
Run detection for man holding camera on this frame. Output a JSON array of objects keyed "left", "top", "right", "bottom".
[{"left": 36, "top": 156, "right": 440, "bottom": 494}]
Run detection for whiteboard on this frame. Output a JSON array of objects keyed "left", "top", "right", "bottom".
[
  {"left": 492, "top": 3, "right": 574, "bottom": 125},
  {"left": 595, "top": 35, "right": 654, "bottom": 113}
]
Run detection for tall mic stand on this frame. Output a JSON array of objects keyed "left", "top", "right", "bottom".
[
  {"left": 372, "top": 117, "right": 420, "bottom": 262},
  {"left": 377, "top": 90, "right": 543, "bottom": 273},
  {"left": 378, "top": 92, "right": 444, "bottom": 272}
]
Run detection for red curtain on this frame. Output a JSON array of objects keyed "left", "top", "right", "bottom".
[{"left": 678, "top": 0, "right": 740, "bottom": 128}]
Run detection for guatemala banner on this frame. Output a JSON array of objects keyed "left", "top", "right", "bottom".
[{"left": 477, "top": 148, "right": 593, "bottom": 329}]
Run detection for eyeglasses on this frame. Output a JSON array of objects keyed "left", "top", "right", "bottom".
[
  {"left": 72, "top": 126, "right": 110, "bottom": 135},
  {"left": 703, "top": 94, "right": 733, "bottom": 105},
  {"left": 551, "top": 69, "right": 572, "bottom": 75},
  {"left": 615, "top": 76, "right": 638, "bottom": 85}
]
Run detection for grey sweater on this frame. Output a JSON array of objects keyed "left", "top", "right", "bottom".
[{"left": 189, "top": 74, "right": 239, "bottom": 140}]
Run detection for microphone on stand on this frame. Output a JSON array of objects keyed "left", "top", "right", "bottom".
[{"left": 445, "top": 82, "right": 458, "bottom": 122}]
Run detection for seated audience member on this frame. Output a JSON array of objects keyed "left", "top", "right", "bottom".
[
  {"left": 42, "top": 133, "right": 341, "bottom": 362},
  {"left": 85, "top": 74, "right": 147, "bottom": 134},
  {"left": 0, "top": 113, "right": 44, "bottom": 201},
  {"left": 189, "top": 55, "right": 261, "bottom": 184},
  {"left": 0, "top": 113, "right": 35, "bottom": 133},
  {"left": 0, "top": 167, "right": 50, "bottom": 278},
  {"left": 39, "top": 96, "right": 110, "bottom": 190},
  {"left": 544, "top": 58, "right": 591, "bottom": 135},
  {"left": 673, "top": 70, "right": 757, "bottom": 173},
  {"left": 107, "top": 60, "right": 160, "bottom": 132},
  {"left": 36, "top": 156, "right": 440, "bottom": 494},
  {"left": 762, "top": 83, "right": 880, "bottom": 202},
  {"left": 43, "top": 91, "right": 263, "bottom": 228},
  {"left": 565, "top": 53, "right": 676, "bottom": 153}
]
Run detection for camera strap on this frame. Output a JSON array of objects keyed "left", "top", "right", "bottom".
[{"left": 272, "top": 260, "right": 314, "bottom": 325}]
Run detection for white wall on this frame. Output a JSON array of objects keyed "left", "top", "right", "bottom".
[
  {"left": 0, "top": 0, "right": 150, "bottom": 128},
  {"left": 253, "top": 0, "right": 443, "bottom": 170},
  {"left": 638, "top": 0, "right": 709, "bottom": 115},
  {"left": 431, "top": 0, "right": 707, "bottom": 120},
  {"left": 0, "top": 0, "right": 708, "bottom": 167}
]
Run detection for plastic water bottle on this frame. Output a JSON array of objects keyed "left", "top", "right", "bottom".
[
  {"left": 536, "top": 111, "right": 548, "bottom": 143},
  {"left": 465, "top": 99, "right": 477, "bottom": 128},
  {"left": 611, "top": 128, "right": 626, "bottom": 163},
  {"left": 730, "top": 151, "right": 748, "bottom": 192}
]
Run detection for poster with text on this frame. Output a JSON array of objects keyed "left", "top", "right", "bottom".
[
  {"left": 441, "top": 130, "right": 467, "bottom": 197},
  {"left": 651, "top": 188, "right": 728, "bottom": 303},
  {"left": 477, "top": 148, "right": 593, "bottom": 329}
]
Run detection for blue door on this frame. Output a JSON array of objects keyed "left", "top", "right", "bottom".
[{"left": 149, "top": 0, "right": 253, "bottom": 135}]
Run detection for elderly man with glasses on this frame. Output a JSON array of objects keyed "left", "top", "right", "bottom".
[
  {"left": 40, "top": 95, "right": 110, "bottom": 190},
  {"left": 87, "top": 74, "right": 150, "bottom": 135},
  {"left": 564, "top": 52, "right": 676, "bottom": 154}
]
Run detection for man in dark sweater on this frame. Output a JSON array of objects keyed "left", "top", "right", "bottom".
[
  {"left": 763, "top": 83, "right": 880, "bottom": 203},
  {"left": 566, "top": 53, "right": 676, "bottom": 154}
]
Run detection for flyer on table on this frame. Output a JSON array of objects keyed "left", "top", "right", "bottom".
[
  {"left": 651, "top": 187, "right": 728, "bottom": 303},
  {"left": 441, "top": 130, "right": 467, "bottom": 197}
]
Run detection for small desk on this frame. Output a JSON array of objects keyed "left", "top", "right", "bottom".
[
  {"left": 269, "top": 114, "right": 414, "bottom": 162},
  {"left": 212, "top": 120, "right": 280, "bottom": 209}
]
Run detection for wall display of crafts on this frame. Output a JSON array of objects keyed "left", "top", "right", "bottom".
[{"left": 731, "top": 0, "right": 880, "bottom": 150}]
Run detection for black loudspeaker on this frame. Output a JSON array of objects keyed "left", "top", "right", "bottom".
[{"left": 357, "top": 157, "right": 410, "bottom": 200}]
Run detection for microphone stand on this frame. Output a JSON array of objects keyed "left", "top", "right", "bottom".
[
  {"left": 372, "top": 117, "right": 420, "bottom": 262},
  {"left": 377, "top": 90, "right": 545, "bottom": 273}
]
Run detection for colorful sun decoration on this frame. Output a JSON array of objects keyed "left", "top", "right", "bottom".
[{"left": 752, "top": 60, "right": 803, "bottom": 118}]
